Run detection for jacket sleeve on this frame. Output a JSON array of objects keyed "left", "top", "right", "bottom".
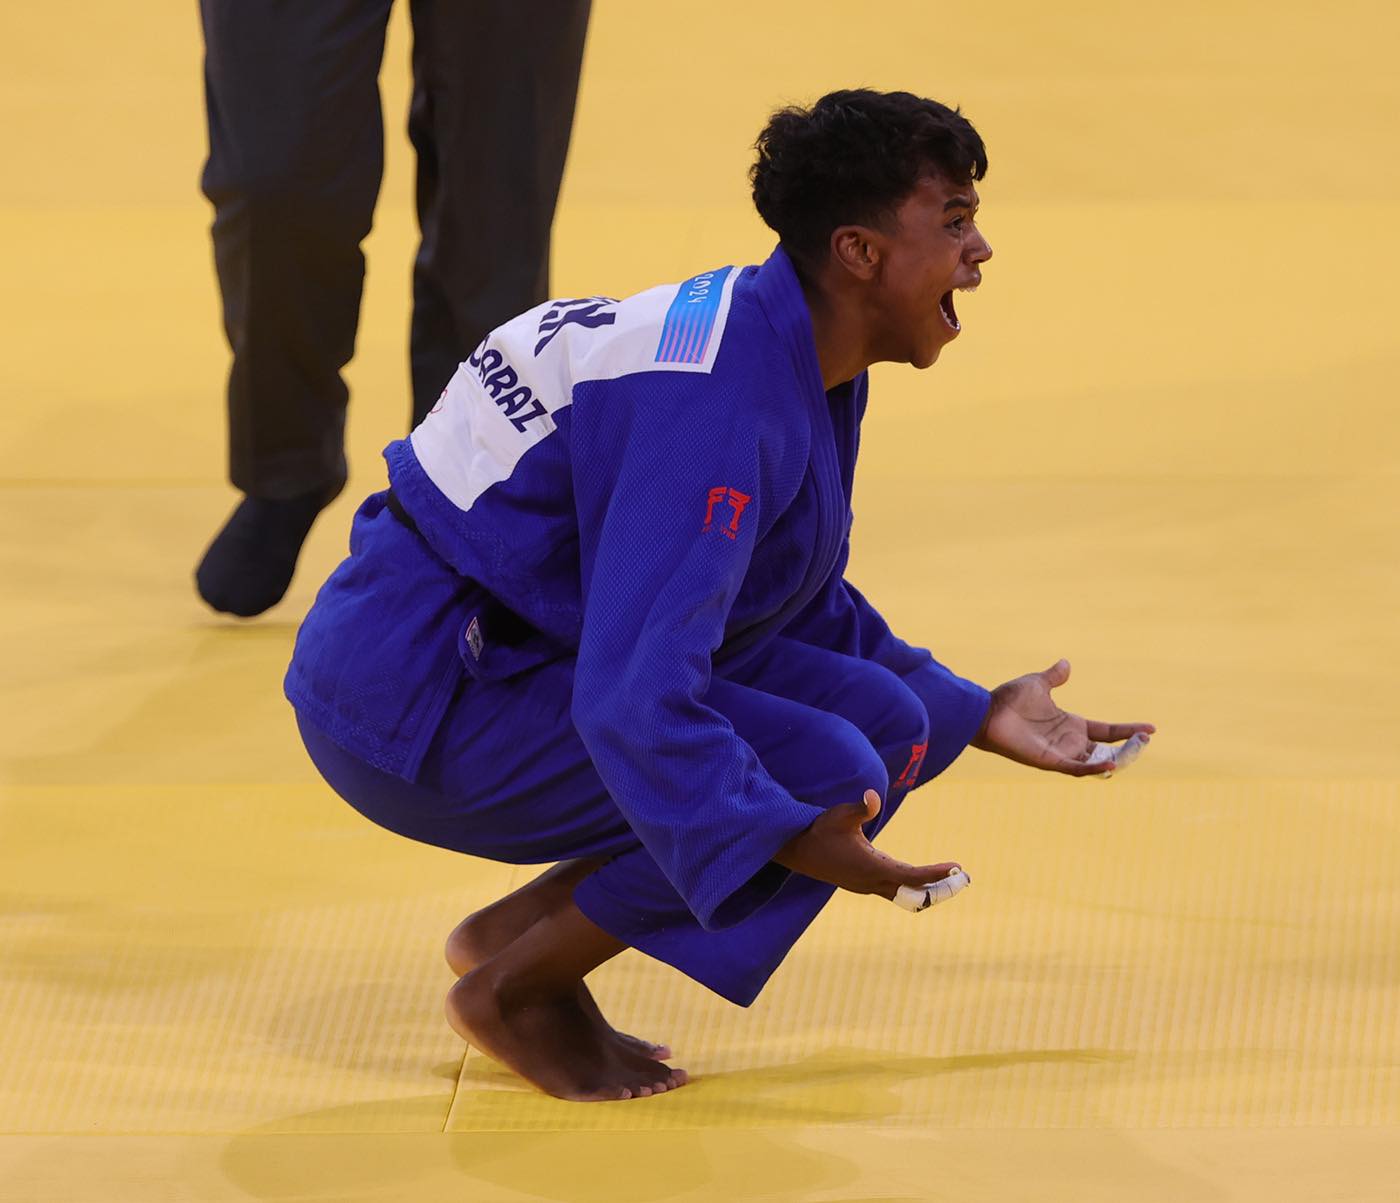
[
  {"left": 567, "top": 373, "right": 820, "bottom": 931},
  {"left": 781, "top": 517, "right": 992, "bottom": 782}
]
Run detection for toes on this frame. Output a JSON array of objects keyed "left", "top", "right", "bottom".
[
  {"left": 611, "top": 1053, "right": 679, "bottom": 1099},
  {"left": 613, "top": 1031, "right": 672, "bottom": 1061},
  {"left": 584, "top": 1064, "right": 686, "bottom": 1101},
  {"left": 639, "top": 1064, "right": 687, "bottom": 1094}
]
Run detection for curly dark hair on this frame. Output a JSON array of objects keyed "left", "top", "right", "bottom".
[{"left": 750, "top": 89, "right": 987, "bottom": 275}]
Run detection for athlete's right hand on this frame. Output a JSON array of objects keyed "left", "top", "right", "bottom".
[{"left": 772, "top": 789, "right": 961, "bottom": 899}]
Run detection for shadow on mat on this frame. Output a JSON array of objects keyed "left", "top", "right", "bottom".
[
  {"left": 642, "top": 1046, "right": 1135, "bottom": 1127},
  {"left": 221, "top": 1117, "right": 857, "bottom": 1203},
  {"left": 442, "top": 1045, "right": 1135, "bottom": 1130}
]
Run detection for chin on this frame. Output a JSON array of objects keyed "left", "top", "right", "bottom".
[{"left": 911, "top": 344, "right": 942, "bottom": 370}]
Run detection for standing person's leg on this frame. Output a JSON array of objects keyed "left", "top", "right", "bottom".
[
  {"left": 404, "top": 0, "right": 591, "bottom": 423},
  {"left": 196, "top": 0, "right": 393, "bottom": 616}
]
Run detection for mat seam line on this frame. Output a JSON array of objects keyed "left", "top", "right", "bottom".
[{"left": 443, "top": 1047, "right": 471, "bottom": 1132}]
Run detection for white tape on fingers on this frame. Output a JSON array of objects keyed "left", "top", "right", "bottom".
[
  {"left": 894, "top": 868, "right": 971, "bottom": 913},
  {"left": 1087, "top": 732, "right": 1149, "bottom": 778},
  {"left": 1085, "top": 742, "right": 1115, "bottom": 768},
  {"left": 1114, "top": 732, "right": 1147, "bottom": 769}
]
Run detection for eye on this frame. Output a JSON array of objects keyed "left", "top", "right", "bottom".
[{"left": 947, "top": 216, "right": 966, "bottom": 231}]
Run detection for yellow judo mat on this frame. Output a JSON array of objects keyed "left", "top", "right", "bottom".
[{"left": 2, "top": 2, "right": 1398, "bottom": 1198}]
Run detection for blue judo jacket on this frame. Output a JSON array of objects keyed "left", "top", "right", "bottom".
[{"left": 285, "top": 246, "right": 989, "bottom": 930}]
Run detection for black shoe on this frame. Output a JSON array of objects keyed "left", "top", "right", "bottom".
[{"left": 195, "top": 481, "right": 343, "bottom": 617}]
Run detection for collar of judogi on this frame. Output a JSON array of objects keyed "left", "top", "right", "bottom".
[{"left": 751, "top": 244, "right": 828, "bottom": 408}]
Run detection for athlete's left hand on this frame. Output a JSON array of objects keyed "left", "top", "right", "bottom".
[{"left": 970, "top": 659, "right": 1155, "bottom": 777}]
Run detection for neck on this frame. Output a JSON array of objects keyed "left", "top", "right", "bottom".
[{"left": 800, "top": 270, "right": 873, "bottom": 392}]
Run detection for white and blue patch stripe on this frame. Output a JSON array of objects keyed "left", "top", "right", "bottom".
[
  {"left": 414, "top": 265, "right": 748, "bottom": 514},
  {"left": 654, "top": 267, "right": 734, "bottom": 364}
]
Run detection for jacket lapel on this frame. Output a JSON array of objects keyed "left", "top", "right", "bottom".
[{"left": 716, "top": 247, "right": 848, "bottom": 666}]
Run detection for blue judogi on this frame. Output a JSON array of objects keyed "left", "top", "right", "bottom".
[{"left": 286, "top": 247, "right": 990, "bottom": 1004}]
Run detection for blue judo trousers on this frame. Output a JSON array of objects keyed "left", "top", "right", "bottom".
[
  {"left": 300, "top": 607, "right": 966, "bottom": 1006},
  {"left": 286, "top": 247, "right": 990, "bottom": 1006}
]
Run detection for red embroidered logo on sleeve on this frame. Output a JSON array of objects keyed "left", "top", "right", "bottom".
[
  {"left": 893, "top": 740, "right": 929, "bottom": 789},
  {"left": 702, "top": 486, "right": 752, "bottom": 540}
]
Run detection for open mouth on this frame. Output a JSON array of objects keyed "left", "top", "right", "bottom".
[
  {"left": 938, "top": 291, "right": 960, "bottom": 333},
  {"left": 939, "top": 280, "right": 981, "bottom": 334}
]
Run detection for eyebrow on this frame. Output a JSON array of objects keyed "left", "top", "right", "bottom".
[{"left": 943, "top": 195, "right": 978, "bottom": 211}]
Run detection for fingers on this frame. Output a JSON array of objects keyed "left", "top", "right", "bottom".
[
  {"left": 1085, "top": 720, "right": 1156, "bottom": 742},
  {"left": 904, "top": 861, "right": 963, "bottom": 885},
  {"left": 886, "top": 857, "right": 962, "bottom": 897},
  {"left": 1033, "top": 666, "right": 1156, "bottom": 745},
  {"left": 1053, "top": 755, "right": 1118, "bottom": 778},
  {"left": 893, "top": 864, "right": 972, "bottom": 912},
  {"left": 820, "top": 788, "right": 881, "bottom": 834},
  {"left": 862, "top": 788, "right": 882, "bottom": 822},
  {"left": 1080, "top": 731, "right": 1150, "bottom": 776},
  {"left": 1058, "top": 732, "right": 1151, "bottom": 777}
]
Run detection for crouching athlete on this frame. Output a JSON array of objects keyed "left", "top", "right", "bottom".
[{"left": 284, "top": 89, "right": 1155, "bottom": 1101}]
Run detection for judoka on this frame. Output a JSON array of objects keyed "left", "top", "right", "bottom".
[{"left": 285, "top": 88, "right": 1155, "bottom": 1101}]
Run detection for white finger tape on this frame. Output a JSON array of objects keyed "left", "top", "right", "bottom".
[
  {"left": 1086, "top": 732, "right": 1148, "bottom": 778},
  {"left": 894, "top": 868, "right": 971, "bottom": 913}
]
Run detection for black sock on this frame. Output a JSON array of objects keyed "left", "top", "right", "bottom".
[{"left": 195, "top": 484, "right": 340, "bottom": 618}]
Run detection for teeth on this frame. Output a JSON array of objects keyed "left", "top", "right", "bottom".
[
  {"left": 958, "top": 285, "right": 978, "bottom": 293},
  {"left": 939, "top": 292, "right": 960, "bottom": 331}
]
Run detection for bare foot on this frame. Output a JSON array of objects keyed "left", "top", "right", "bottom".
[
  {"left": 446, "top": 968, "right": 688, "bottom": 1102},
  {"left": 447, "top": 867, "right": 672, "bottom": 1061}
]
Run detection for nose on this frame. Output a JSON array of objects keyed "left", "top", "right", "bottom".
[{"left": 967, "top": 226, "right": 993, "bottom": 264}]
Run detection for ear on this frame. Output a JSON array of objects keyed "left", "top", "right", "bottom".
[{"left": 830, "top": 226, "right": 882, "bottom": 281}]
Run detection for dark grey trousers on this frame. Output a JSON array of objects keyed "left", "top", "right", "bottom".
[{"left": 199, "top": 0, "right": 591, "bottom": 498}]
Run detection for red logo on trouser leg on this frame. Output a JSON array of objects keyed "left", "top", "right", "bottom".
[
  {"left": 893, "top": 740, "right": 928, "bottom": 789},
  {"left": 702, "top": 486, "right": 753, "bottom": 538}
]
